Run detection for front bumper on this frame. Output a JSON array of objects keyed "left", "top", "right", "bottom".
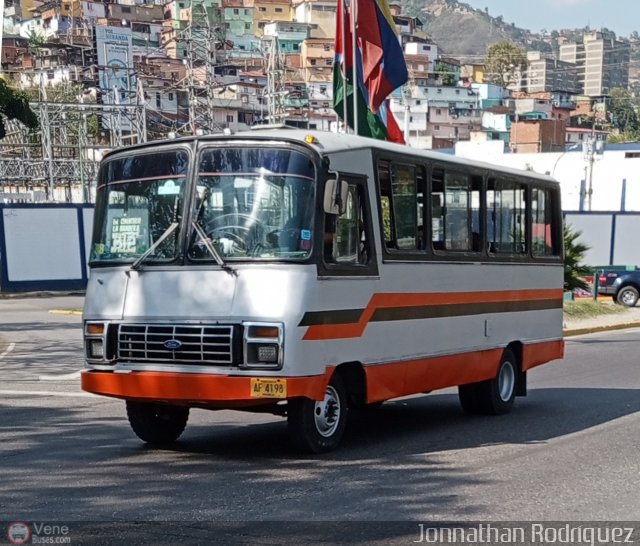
[{"left": 81, "top": 370, "right": 329, "bottom": 405}]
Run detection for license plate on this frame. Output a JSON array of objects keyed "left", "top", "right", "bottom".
[{"left": 250, "top": 378, "right": 287, "bottom": 399}]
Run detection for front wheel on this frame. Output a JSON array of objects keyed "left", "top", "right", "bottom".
[
  {"left": 126, "top": 401, "right": 189, "bottom": 444},
  {"left": 617, "top": 286, "right": 639, "bottom": 307},
  {"left": 458, "top": 348, "right": 517, "bottom": 415},
  {"left": 287, "top": 374, "right": 348, "bottom": 453}
]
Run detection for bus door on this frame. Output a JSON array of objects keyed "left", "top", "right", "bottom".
[{"left": 319, "top": 174, "right": 378, "bottom": 277}]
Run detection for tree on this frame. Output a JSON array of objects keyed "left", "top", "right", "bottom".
[
  {"left": 608, "top": 87, "right": 640, "bottom": 135},
  {"left": 485, "top": 41, "right": 527, "bottom": 87},
  {"left": 564, "top": 225, "right": 591, "bottom": 292},
  {"left": 0, "top": 79, "right": 38, "bottom": 139},
  {"left": 435, "top": 61, "right": 457, "bottom": 86}
]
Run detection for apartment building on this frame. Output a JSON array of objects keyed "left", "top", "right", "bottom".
[
  {"left": 254, "top": 0, "right": 292, "bottom": 36},
  {"left": 526, "top": 51, "right": 579, "bottom": 94},
  {"left": 559, "top": 31, "right": 630, "bottom": 96},
  {"left": 300, "top": 37, "right": 332, "bottom": 83},
  {"left": 291, "top": 0, "right": 335, "bottom": 39}
]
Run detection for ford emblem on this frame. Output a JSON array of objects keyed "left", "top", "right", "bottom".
[{"left": 163, "top": 339, "right": 182, "bottom": 350}]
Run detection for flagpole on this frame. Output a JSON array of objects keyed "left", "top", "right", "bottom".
[
  {"left": 340, "top": 0, "right": 348, "bottom": 132},
  {"left": 350, "top": 0, "right": 358, "bottom": 135}
]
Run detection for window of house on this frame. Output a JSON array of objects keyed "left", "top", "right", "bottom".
[
  {"left": 245, "top": 22, "right": 251, "bottom": 30},
  {"left": 275, "top": 7, "right": 283, "bottom": 12},
  {"left": 233, "top": 8, "right": 239, "bottom": 14},
  {"left": 168, "top": 92, "right": 174, "bottom": 101},
  {"left": 155, "top": 93, "right": 161, "bottom": 108},
  {"left": 226, "top": 114, "right": 234, "bottom": 123}
]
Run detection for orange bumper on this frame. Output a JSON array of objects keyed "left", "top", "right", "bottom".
[{"left": 81, "top": 370, "right": 330, "bottom": 405}]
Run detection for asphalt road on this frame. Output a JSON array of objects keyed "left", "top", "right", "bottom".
[{"left": 0, "top": 296, "right": 639, "bottom": 543}]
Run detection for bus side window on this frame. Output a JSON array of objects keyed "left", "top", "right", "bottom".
[
  {"left": 487, "top": 178, "right": 526, "bottom": 256},
  {"left": 377, "top": 159, "right": 421, "bottom": 252},
  {"left": 432, "top": 169, "right": 479, "bottom": 252},
  {"left": 532, "top": 187, "right": 559, "bottom": 256}
]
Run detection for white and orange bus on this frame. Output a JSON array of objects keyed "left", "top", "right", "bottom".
[{"left": 81, "top": 128, "right": 564, "bottom": 452}]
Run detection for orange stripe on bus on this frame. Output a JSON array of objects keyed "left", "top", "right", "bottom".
[
  {"left": 303, "top": 289, "right": 563, "bottom": 340},
  {"left": 365, "top": 339, "right": 564, "bottom": 403}
]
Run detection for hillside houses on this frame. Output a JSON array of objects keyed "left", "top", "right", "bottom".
[{"left": 0, "top": 0, "right": 633, "bottom": 151}]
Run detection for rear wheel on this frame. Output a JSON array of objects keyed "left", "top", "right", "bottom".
[
  {"left": 126, "top": 401, "right": 189, "bottom": 444},
  {"left": 287, "top": 374, "right": 347, "bottom": 453},
  {"left": 616, "top": 286, "right": 639, "bottom": 307},
  {"left": 458, "top": 348, "right": 518, "bottom": 415}
]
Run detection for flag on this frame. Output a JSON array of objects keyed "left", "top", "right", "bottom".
[
  {"left": 333, "top": 0, "right": 405, "bottom": 144},
  {"left": 356, "top": 0, "right": 408, "bottom": 114}
]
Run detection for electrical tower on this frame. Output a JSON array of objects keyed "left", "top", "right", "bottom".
[
  {"left": 179, "top": 0, "right": 226, "bottom": 135},
  {"left": 262, "top": 35, "right": 287, "bottom": 125}
]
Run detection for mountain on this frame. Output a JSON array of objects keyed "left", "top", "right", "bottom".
[{"left": 399, "top": 0, "right": 540, "bottom": 59}]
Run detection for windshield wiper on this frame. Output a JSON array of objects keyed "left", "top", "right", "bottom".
[
  {"left": 191, "top": 221, "right": 238, "bottom": 277},
  {"left": 130, "top": 222, "right": 179, "bottom": 271}
]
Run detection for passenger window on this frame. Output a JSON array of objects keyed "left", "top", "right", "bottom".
[
  {"left": 431, "top": 169, "right": 480, "bottom": 252},
  {"left": 532, "top": 187, "right": 558, "bottom": 256},
  {"left": 377, "top": 159, "right": 424, "bottom": 252},
  {"left": 487, "top": 179, "right": 526, "bottom": 255}
]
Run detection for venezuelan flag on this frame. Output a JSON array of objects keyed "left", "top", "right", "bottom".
[
  {"left": 356, "top": 0, "right": 408, "bottom": 113},
  {"left": 332, "top": 0, "right": 405, "bottom": 144}
]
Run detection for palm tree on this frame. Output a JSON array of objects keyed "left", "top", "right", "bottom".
[
  {"left": 0, "top": 78, "right": 38, "bottom": 139},
  {"left": 564, "top": 224, "right": 591, "bottom": 292}
]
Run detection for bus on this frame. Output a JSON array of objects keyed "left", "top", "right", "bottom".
[{"left": 81, "top": 128, "right": 564, "bottom": 453}]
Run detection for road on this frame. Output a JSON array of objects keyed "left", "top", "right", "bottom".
[{"left": 0, "top": 296, "right": 639, "bottom": 542}]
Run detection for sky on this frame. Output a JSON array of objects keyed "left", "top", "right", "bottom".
[{"left": 462, "top": 0, "right": 640, "bottom": 37}]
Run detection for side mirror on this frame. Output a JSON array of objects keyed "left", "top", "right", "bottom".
[{"left": 323, "top": 178, "right": 348, "bottom": 215}]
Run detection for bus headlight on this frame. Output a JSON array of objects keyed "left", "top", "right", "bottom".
[
  {"left": 89, "top": 339, "right": 105, "bottom": 359},
  {"left": 243, "top": 322, "right": 283, "bottom": 369},
  {"left": 84, "top": 321, "right": 112, "bottom": 364}
]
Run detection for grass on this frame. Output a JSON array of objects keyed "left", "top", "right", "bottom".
[{"left": 563, "top": 299, "right": 627, "bottom": 319}]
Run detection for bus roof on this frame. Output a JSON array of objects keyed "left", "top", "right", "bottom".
[{"left": 105, "top": 128, "right": 559, "bottom": 185}]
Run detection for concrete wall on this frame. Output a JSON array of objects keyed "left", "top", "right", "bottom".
[
  {"left": 0, "top": 204, "right": 92, "bottom": 292},
  {"left": 565, "top": 212, "right": 640, "bottom": 267}
]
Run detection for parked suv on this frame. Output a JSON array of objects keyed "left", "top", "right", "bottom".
[{"left": 598, "top": 269, "right": 640, "bottom": 307}]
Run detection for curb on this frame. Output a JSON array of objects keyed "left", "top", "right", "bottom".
[
  {"left": 0, "top": 291, "right": 86, "bottom": 299},
  {"left": 563, "top": 321, "right": 640, "bottom": 337}
]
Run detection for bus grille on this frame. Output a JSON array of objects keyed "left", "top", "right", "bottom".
[{"left": 118, "top": 324, "right": 234, "bottom": 365}]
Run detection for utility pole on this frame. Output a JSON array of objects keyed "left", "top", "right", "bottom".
[{"left": 584, "top": 99, "right": 605, "bottom": 211}]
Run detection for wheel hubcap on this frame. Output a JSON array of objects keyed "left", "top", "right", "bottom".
[
  {"left": 622, "top": 291, "right": 635, "bottom": 305},
  {"left": 498, "top": 361, "right": 515, "bottom": 402},
  {"left": 314, "top": 385, "right": 341, "bottom": 437}
]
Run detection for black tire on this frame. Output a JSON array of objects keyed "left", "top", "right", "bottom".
[
  {"left": 616, "top": 286, "right": 639, "bottom": 307},
  {"left": 126, "top": 401, "right": 189, "bottom": 444},
  {"left": 287, "top": 374, "right": 348, "bottom": 453},
  {"left": 458, "top": 348, "right": 518, "bottom": 415}
]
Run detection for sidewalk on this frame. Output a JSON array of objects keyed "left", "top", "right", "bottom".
[{"left": 563, "top": 304, "right": 640, "bottom": 337}]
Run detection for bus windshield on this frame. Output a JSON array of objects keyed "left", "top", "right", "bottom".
[
  {"left": 90, "top": 149, "right": 189, "bottom": 264},
  {"left": 188, "top": 147, "right": 316, "bottom": 261}
]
